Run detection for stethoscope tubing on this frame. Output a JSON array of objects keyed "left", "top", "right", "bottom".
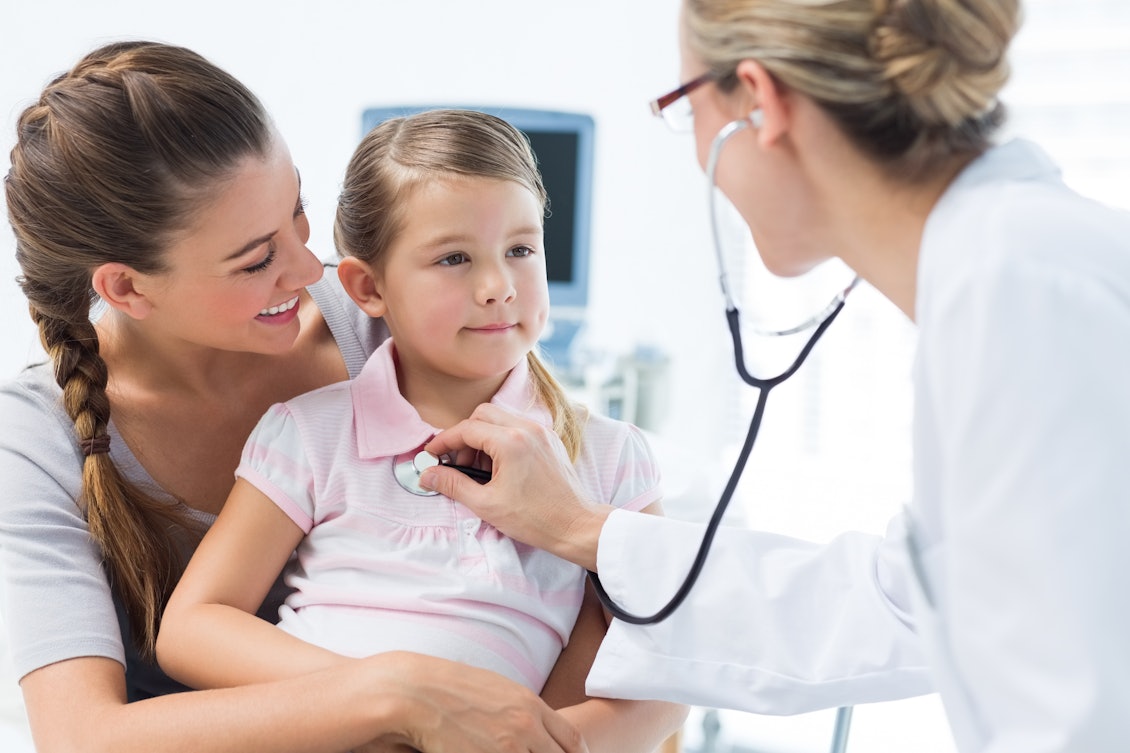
[
  {"left": 587, "top": 114, "right": 853, "bottom": 625},
  {"left": 588, "top": 298, "right": 847, "bottom": 624}
]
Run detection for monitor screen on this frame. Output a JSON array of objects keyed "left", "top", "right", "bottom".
[{"left": 528, "top": 129, "right": 578, "bottom": 287}]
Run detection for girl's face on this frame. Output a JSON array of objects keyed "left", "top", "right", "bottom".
[
  {"left": 132, "top": 135, "right": 325, "bottom": 355},
  {"left": 370, "top": 175, "right": 548, "bottom": 390}
]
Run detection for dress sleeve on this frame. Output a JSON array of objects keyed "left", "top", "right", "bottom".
[
  {"left": 235, "top": 404, "right": 317, "bottom": 533},
  {"left": 0, "top": 370, "right": 126, "bottom": 679},
  {"left": 606, "top": 424, "right": 663, "bottom": 513}
]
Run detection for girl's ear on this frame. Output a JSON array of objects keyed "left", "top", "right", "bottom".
[
  {"left": 733, "top": 58, "right": 790, "bottom": 147},
  {"left": 91, "top": 263, "right": 154, "bottom": 320},
  {"left": 337, "top": 256, "right": 387, "bottom": 318}
]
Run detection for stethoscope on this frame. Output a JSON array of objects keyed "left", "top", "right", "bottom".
[
  {"left": 588, "top": 114, "right": 858, "bottom": 625},
  {"left": 395, "top": 446, "right": 492, "bottom": 496}
]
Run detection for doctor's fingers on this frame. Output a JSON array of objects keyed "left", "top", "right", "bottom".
[
  {"left": 419, "top": 463, "right": 491, "bottom": 508},
  {"left": 427, "top": 403, "right": 545, "bottom": 460}
]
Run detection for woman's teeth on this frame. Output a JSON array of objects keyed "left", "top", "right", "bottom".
[{"left": 260, "top": 296, "right": 299, "bottom": 317}]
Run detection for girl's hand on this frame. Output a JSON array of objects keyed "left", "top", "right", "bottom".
[{"left": 422, "top": 404, "right": 609, "bottom": 571}]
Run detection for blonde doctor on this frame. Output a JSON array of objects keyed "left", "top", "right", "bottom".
[{"left": 423, "top": 0, "right": 1130, "bottom": 751}]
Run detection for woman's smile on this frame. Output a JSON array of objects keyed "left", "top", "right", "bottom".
[{"left": 257, "top": 294, "right": 300, "bottom": 320}]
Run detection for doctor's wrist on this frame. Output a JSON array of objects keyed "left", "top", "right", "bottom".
[{"left": 559, "top": 503, "right": 611, "bottom": 573}]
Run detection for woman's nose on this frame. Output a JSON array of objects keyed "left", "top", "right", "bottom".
[{"left": 280, "top": 233, "right": 326, "bottom": 290}]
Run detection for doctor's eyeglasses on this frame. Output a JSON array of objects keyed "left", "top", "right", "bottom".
[{"left": 650, "top": 71, "right": 716, "bottom": 132}]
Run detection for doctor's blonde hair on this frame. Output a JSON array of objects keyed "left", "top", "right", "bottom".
[
  {"left": 334, "top": 108, "right": 586, "bottom": 461},
  {"left": 683, "top": 0, "right": 1021, "bottom": 178}
]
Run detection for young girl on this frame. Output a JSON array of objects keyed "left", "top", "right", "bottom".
[{"left": 156, "top": 109, "right": 685, "bottom": 751}]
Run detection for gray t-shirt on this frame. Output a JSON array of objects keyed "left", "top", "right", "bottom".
[{"left": 0, "top": 269, "right": 385, "bottom": 700}]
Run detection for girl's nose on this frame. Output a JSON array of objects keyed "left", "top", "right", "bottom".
[{"left": 477, "top": 263, "right": 516, "bottom": 305}]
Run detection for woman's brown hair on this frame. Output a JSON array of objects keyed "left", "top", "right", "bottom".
[{"left": 5, "top": 40, "right": 272, "bottom": 659}]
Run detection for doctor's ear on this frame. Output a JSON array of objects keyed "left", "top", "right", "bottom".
[
  {"left": 337, "top": 256, "right": 387, "bottom": 318},
  {"left": 91, "top": 263, "right": 154, "bottom": 320},
  {"left": 733, "top": 59, "right": 788, "bottom": 145}
]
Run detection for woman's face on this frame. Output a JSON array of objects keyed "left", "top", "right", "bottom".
[
  {"left": 679, "top": 14, "right": 828, "bottom": 278},
  {"left": 133, "top": 135, "right": 326, "bottom": 355}
]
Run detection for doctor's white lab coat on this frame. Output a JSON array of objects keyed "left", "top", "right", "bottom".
[{"left": 585, "top": 140, "right": 1130, "bottom": 753}]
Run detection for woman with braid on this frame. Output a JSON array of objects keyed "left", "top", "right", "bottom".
[{"left": 0, "top": 41, "right": 585, "bottom": 753}]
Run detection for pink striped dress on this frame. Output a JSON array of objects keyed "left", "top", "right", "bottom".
[{"left": 236, "top": 339, "right": 661, "bottom": 691}]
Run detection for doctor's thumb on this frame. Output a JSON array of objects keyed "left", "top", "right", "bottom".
[{"left": 420, "top": 465, "right": 470, "bottom": 502}]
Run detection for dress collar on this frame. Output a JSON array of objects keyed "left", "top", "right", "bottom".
[{"left": 350, "top": 339, "right": 550, "bottom": 459}]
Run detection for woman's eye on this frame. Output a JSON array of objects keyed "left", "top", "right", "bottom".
[
  {"left": 243, "top": 246, "right": 277, "bottom": 274},
  {"left": 439, "top": 252, "right": 469, "bottom": 266},
  {"left": 508, "top": 246, "right": 534, "bottom": 258},
  {"left": 295, "top": 194, "right": 309, "bottom": 217}
]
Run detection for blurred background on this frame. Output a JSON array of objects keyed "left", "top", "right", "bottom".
[{"left": 2, "top": 1, "right": 1127, "bottom": 750}]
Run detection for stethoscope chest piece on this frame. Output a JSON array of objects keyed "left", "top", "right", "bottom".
[{"left": 393, "top": 447, "right": 441, "bottom": 496}]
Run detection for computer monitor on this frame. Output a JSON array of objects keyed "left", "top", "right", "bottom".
[{"left": 359, "top": 106, "right": 595, "bottom": 367}]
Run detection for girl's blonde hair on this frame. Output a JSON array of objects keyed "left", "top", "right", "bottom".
[
  {"left": 6, "top": 41, "right": 272, "bottom": 659},
  {"left": 333, "top": 108, "right": 586, "bottom": 460},
  {"left": 683, "top": 0, "right": 1021, "bottom": 178}
]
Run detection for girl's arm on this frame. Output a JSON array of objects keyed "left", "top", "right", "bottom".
[
  {"left": 156, "top": 478, "right": 342, "bottom": 687},
  {"left": 540, "top": 502, "right": 688, "bottom": 753}
]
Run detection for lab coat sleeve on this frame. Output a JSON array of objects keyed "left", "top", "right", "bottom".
[{"left": 586, "top": 509, "right": 933, "bottom": 714}]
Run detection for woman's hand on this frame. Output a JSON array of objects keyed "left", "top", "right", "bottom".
[
  {"left": 422, "top": 404, "right": 610, "bottom": 571},
  {"left": 372, "top": 652, "right": 590, "bottom": 753}
]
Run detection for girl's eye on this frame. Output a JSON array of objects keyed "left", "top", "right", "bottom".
[
  {"left": 439, "top": 252, "right": 469, "bottom": 266},
  {"left": 295, "top": 194, "right": 309, "bottom": 217},
  {"left": 508, "top": 245, "right": 534, "bottom": 258},
  {"left": 243, "top": 245, "right": 277, "bottom": 274}
]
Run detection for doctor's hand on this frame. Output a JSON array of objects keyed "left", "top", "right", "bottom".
[{"left": 422, "top": 403, "right": 610, "bottom": 572}]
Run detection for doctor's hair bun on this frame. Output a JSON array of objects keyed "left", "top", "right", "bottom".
[
  {"left": 869, "top": 0, "right": 1021, "bottom": 127},
  {"left": 682, "top": 0, "right": 1022, "bottom": 177}
]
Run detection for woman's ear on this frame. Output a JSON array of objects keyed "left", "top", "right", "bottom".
[
  {"left": 91, "top": 263, "right": 154, "bottom": 320},
  {"left": 337, "top": 256, "right": 387, "bottom": 318},
  {"left": 733, "top": 59, "right": 790, "bottom": 146}
]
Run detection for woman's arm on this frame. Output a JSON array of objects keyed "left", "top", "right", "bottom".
[
  {"left": 540, "top": 503, "right": 688, "bottom": 753},
  {"left": 156, "top": 478, "right": 343, "bottom": 687},
  {"left": 21, "top": 651, "right": 585, "bottom": 753}
]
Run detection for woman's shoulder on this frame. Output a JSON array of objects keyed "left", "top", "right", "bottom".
[
  {"left": 921, "top": 139, "right": 1130, "bottom": 320},
  {"left": 0, "top": 362, "right": 85, "bottom": 508},
  {"left": 307, "top": 264, "right": 389, "bottom": 379},
  {"left": 930, "top": 140, "right": 1130, "bottom": 265},
  {"left": 0, "top": 362, "right": 74, "bottom": 450}
]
